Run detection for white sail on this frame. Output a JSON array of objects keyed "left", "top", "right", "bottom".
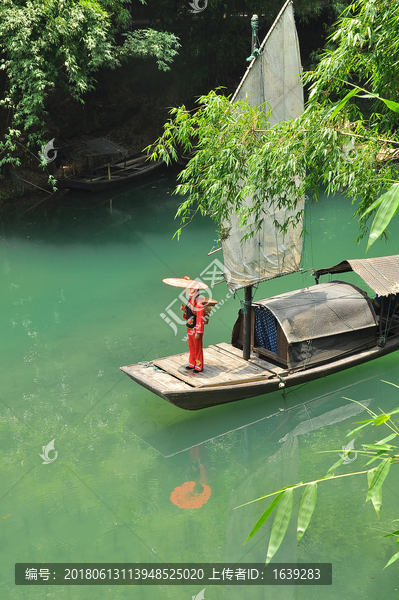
[{"left": 222, "top": 0, "right": 304, "bottom": 293}]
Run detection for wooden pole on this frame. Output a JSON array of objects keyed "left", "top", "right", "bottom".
[
  {"left": 243, "top": 285, "right": 252, "bottom": 360},
  {"left": 378, "top": 297, "right": 385, "bottom": 346}
]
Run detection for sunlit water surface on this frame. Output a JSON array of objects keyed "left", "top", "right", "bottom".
[{"left": 1, "top": 174, "right": 399, "bottom": 599}]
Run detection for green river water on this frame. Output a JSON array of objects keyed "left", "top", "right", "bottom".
[{"left": 1, "top": 172, "right": 399, "bottom": 599}]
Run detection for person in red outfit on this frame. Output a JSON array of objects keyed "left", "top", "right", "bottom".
[{"left": 180, "top": 277, "right": 205, "bottom": 372}]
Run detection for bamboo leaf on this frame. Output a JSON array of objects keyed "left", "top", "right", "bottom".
[
  {"left": 374, "top": 414, "right": 390, "bottom": 426},
  {"left": 366, "top": 459, "right": 391, "bottom": 504},
  {"left": 357, "top": 91, "right": 399, "bottom": 113},
  {"left": 266, "top": 489, "right": 293, "bottom": 565},
  {"left": 244, "top": 492, "right": 284, "bottom": 544},
  {"left": 365, "top": 449, "right": 389, "bottom": 466},
  {"left": 381, "top": 99, "right": 399, "bottom": 113},
  {"left": 328, "top": 88, "right": 360, "bottom": 121},
  {"left": 361, "top": 196, "right": 385, "bottom": 218},
  {"left": 236, "top": 483, "right": 302, "bottom": 509},
  {"left": 375, "top": 433, "right": 397, "bottom": 445},
  {"left": 364, "top": 184, "right": 399, "bottom": 251},
  {"left": 327, "top": 456, "right": 345, "bottom": 473},
  {"left": 362, "top": 444, "right": 393, "bottom": 451},
  {"left": 383, "top": 550, "right": 399, "bottom": 570},
  {"left": 384, "top": 530, "right": 399, "bottom": 538},
  {"left": 345, "top": 422, "right": 373, "bottom": 437},
  {"left": 297, "top": 483, "right": 317, "bottom": 546},
  {"left": 366, "top": 469, "right": 382, "bottom": 518}
]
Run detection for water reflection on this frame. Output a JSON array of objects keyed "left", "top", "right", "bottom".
[{"left": 127, "top": 372, "right": 378, "bottom": 458}]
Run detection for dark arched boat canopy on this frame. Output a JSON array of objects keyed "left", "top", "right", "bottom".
[
  {"left": 254, "top": 281, "right": 376, "bottom": 344},
  {"left": 246, "top": 281, "right": 378, "bottom": 370}
]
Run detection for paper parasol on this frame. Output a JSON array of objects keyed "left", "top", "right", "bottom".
[{"left": 162, "top": 278, "right": 209, "bottom": 289}]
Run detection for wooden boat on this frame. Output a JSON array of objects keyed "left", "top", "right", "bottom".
[
  {"left": 120, "top": 256, "right": 399, "bottom": 410},
  {"left": 56, "top": 138, "right": 165, "bottom": 192},
  {"left": 57, "top": 153, "right": 164, "bottom": 192},
  {"left": 120, "top": 5, "right": 399, "bottom": 409}
]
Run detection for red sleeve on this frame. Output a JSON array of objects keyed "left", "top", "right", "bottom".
[{"left": 195, "top": 302, "right": 205, "bottom": 333}]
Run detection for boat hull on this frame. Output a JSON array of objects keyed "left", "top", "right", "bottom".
[
  {"left": 56, "top": 160, "right": 164, "bottom": 192},
  {"left": 120, "top": 336, "right": 399, "bottom": 410}
]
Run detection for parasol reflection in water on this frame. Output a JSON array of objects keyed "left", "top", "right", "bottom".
[{"left": 170, "top": 444, "right": 212, "bottom": 509}]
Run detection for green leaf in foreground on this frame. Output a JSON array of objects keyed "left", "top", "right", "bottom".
[
  {"left": 366, "top": 459, "right": 391, "bottom": 504},
  {"left": 362, "top": 444, "right": 394, "bottom": 451},
  {"left": 345, "top": 422, "right": 373, "bottom": 438},
  {"left": 366, "top": 469, "right": 382, "bottom": 518},
  {"left": 375, "top": 433, "right": 397, "bottom": 445},
  {"left": 327, "top": 456, "right": 345, "bottom": 473},
  {"left": 374, "top": 414, "right": 390, "bottom": 426},
  {"left": 365, "top": 449, "right": 389, "bottom": 466},
  {"left": 266, "top": 489, "right": 293, "bottom": 565},
  {"left": 328, "top": 87, "right": 360, "bottom": 121},
  {"left": 358, "top": 92, "right": 399, "bottom": 113},
  {"left": 383, "top": 550, "right": 399, "bottom": 570},
  {"left": 297, "top": 483, "right": 317, "bottom": 546},
  {"left": 384, "top": 530, "right": 399, "bottom": 538},
  {"left": 244, "top": 492, "right": 284, "bottom": 544},
  {"left": 363, "top": 183, "right": 399, "bottom": 251}
]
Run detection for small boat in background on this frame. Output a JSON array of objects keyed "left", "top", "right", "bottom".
[{"left": 56, "top": 137, "right": 164, "bottom": 192}]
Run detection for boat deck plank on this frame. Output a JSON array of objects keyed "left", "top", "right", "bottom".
[
  {"left": 214, "top": 342, "right": 285, "bottom": 373},
  {"left": 151, "top": 347, "right": 272, "bottom": 388},
  {"left": 120, "top": 360, "right": 191, "bottom": 394}
]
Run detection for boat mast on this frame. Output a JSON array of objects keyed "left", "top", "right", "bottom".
[
  {"left": 241, "top": 16, "right": 258, "bottom": 361},
  {"left": 243, "top": 285, "right": 252, "bottom": 360}
]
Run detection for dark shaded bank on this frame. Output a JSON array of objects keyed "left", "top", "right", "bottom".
[{"left": 0, "top": 8, "right": 330, "bottom": 208}]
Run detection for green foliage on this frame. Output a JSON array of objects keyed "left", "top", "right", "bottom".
[
  {"left": 0, "top": 0, "right": 179, "bottom": 168},
  {"left": 297, "top": 482, "right": 317, "bottom": 545},
  {"left": 238, "top": 390, "right": 399, "bottom": 570},
  {"left": 149, "top": 90, "right": 273, "bottom": 238},
  {"left": 244, "top": 491, "right": 285, "bottom": 545},
  {"left": 265, "top": 488, "right": 293, "bottom": 565},
  {"left": 121, "top": 29, "right": 179, "bottom": 72},
  {"left": 150, "top": 0, "right": 399, "bottom": 243},
  {"left": 362, "top": 183, "right": 399, "bottom": 250}
]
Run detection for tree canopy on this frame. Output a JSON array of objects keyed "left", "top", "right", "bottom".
[
  {"left": 150, "top": 0, "right": 399, "bottom": 246},
  {"left": 0, "top": 0, "right": 180, "bottom": 169}
]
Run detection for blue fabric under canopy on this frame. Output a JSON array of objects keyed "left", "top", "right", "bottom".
[{"left": 254, "top": 306, "right": 278, "bottom": 353}]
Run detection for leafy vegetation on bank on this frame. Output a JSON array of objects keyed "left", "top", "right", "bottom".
[{"left": 0, "top": 0, "right": 179, "bottom": 170}]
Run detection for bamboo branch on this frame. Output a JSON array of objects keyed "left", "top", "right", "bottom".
[
  {"left": 234, "top": 467, "right": 388, "bottom": 509},
  {"left": 254, "top": 128, "right": 399, "bottom": 146}
]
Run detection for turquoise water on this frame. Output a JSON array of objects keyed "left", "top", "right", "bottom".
[{"left": 1, "top": 175, "right": 399, "bottom": 599}]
